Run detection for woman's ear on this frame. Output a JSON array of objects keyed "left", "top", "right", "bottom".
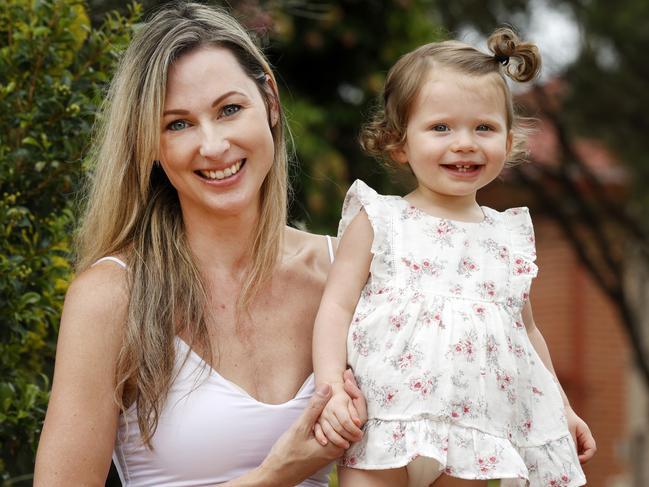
[{"left": 264, "top": 74, "right": 280, "bottom": 127}]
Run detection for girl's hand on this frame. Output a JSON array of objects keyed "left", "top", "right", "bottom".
[
  {"left": 565, "top": 406, "right": 597, "bottom": 463},
  {"left": 255, "top": 384, "right": 345, "bottom": 486},
  {"left": 343, "top": 368, "right": 367, "bottom": 426},
  {"left": 314, "top": 385, "right": 363, "bottom": 449}
]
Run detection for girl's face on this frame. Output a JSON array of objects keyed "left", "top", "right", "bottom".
[
  {"left": 159, "top": 46, "right": 277, "bottom": 221},
  {"left": 393, "top": 68, "right": 512, "bottom": 204}
]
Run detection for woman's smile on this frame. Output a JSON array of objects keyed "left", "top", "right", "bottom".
[
  {"left": 195, "top": 159, "right": 245, "bottom": 182},
  {"left": 159, "top": 47, "right": 277, "bottom": 219}
]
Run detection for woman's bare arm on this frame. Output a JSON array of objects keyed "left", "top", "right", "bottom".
[{"left": 34, "top": 262, "right": 128, "bottom": 486}]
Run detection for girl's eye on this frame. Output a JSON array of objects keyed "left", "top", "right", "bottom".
[
  {"left": 222, "top": 104, "right": 241, "bottom": 117},
  {"left": 167, "top": 120, "right": 189, "bottom": 131},
  {"left": 477, "top": 124, "right": 493, "bottom": 131},
  {"left": 432, "top": 124, "right": 449, "bottom": 132}
]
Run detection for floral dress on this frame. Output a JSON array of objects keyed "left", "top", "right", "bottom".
[{"left": 339, "top": 180, "right": 586, "bottom": 486}]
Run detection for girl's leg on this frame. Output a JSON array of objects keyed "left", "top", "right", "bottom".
[
  {"left": 338, "top": 465, "right": 408, "bottom": 487},
  {"left": 406, "top": 456, "right": 443, "bottom": 487}
]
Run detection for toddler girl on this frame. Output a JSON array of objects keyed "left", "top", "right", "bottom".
[{"left": 313, "top": 28, "right": 596, "bottom": 486}]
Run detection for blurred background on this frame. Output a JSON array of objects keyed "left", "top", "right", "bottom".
[{"left": 1, "top": 0, "right": 648, "bottom": 486}]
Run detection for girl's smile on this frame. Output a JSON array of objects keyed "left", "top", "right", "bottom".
[{"left": 393, "top": 68, "right": 512, "bottom": 218}]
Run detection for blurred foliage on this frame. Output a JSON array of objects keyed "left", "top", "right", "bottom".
[
  {"left": 263, "top": 0, "right": 445, "bottom": 232},
  {"left": 0, "top": 0, "right": 140, "bottom": 481},
  {"left": 556, "top": 0, "right": 649, "bottom": 215}
]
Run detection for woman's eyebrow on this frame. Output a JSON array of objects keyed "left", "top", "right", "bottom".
[{"left": 163, "top": 90, "right": 246, "bottom": 116}]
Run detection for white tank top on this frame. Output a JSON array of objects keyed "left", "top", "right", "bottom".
[{"left": 94, "top": 236, "right": 336, "bottom": 486}]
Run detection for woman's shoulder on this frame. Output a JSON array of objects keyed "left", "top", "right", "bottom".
[
  {"left": 65, "top": 255, "right": 129, "bottom": 328},
  {"left": 283, "top": 226, "right": 335, "bottom": 281}
]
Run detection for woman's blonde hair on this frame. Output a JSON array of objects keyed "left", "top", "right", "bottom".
[
  {"left": 361, "top": 27, "right": 541, "bottom": 166},
  {"left": 76, "top": 2, "right": 289, "bottom": 446}
]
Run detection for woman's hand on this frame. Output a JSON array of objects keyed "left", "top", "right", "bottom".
[
  {"left": 253, "top": 384, "right": 345, "bottom": 486},
  {"left": 565, "top": 406, "right": 596, "bottom": 464}
]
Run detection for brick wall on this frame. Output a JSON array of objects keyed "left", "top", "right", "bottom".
[{"left": 533, "top": 218, "right": 629, "bottom": 486}]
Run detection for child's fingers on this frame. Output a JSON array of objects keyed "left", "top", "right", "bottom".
[
  {"left": 320, "top": 418, "right": 350, "bottom": 449},
  {"left": 335, "top": 408, "right": 363, "bottom": 441},
  {"left": 343, "top": 370, "right": 367, "bottom": 425},
  {"left": 577, "top": 426, "right": 597, "bottom": 464},
  {"left": 326, "top": 410, "right": 353, "bottom": 440},
  {"left": 314, "top": 421, "right": 328, "bottom": 446}
]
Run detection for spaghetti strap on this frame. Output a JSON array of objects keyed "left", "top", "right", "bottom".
[
  {"left": 325, "top": 235, "right": 335, "bottom": 264},
  {"left": 91, "top": 256, "right": 127, "bottom": 269}
]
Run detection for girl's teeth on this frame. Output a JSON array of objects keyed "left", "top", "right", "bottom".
[{"left": 453, "top": 164, "right": 475, "bottom": 172}]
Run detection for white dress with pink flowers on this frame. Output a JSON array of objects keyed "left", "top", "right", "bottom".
[{"left": 339, "top": 180, "right": 585, "bottom": 486}]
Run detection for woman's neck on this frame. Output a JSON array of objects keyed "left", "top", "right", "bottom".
[{"left": 182, "top": 205, "right": 259, "bottom": 275}]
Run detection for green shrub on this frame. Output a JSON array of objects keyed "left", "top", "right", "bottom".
[{"left": 0, "top": 0, "right": 139, "bottom": 481}]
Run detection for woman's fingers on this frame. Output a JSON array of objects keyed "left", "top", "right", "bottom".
[
  {"left": 347, "top": 400, "right": 364, "bottom": 436},
  {"left": 300, "top": 384, "right": 331, "bottom": 433}
]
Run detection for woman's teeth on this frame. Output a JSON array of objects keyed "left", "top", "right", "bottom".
[{"left": 199, "top": 160, "right": 242, "bottom": 180}]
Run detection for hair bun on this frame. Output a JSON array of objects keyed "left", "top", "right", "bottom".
[{"left": 487, "top": 27, "right": 541, "bottom": 83}]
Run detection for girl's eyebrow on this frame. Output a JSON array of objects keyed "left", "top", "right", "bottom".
[{"left": 162, "top": 90, "right": 246, "bottom": 116}]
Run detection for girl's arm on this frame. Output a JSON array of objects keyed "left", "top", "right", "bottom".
[
  {"left": 522, "top": 298, "right": 597, "bottom": 464},
  {"left": 312, "top": 211, "right": 373, "bottom": 447},
  {"left": 34, "top": 263, "right": 128, "bottom": 486}
]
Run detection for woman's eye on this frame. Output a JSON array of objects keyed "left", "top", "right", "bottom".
[
  {"left": 432, "top": 124, "right": 449, "bottom": 132},
  {"left": 222, "top": 104, "right": 241, "bottom": 117},
  {"left": 167, "top": 120, "right": 189, "bottom": 131}
]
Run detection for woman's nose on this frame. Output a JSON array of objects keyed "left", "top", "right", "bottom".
[{"left": 199, "top": 126, "right": 230, "bottom": 159}]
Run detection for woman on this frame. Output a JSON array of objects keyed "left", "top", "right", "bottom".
[{"left": 34, "top": 3, "right": 365, "bottom": 485}]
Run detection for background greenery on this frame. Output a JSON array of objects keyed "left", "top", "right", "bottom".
[
  {"left": 1, "top": 0, "right": 647, "bottom": 484},
  {"left": 0, "top": 0, "right": 139, "bottom": 481}
]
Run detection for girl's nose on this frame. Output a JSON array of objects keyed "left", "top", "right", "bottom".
[
  {"left": 451, "top": 130, "right": 477, "bottom": 152},
  {"left": 199, "top": 127, "right": 230, "bottom": 159}
]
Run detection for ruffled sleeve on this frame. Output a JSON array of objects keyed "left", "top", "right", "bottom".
[
  {"left": 505, "top": 207, "right": 538, "bottom": 299},
  {"left": 337, "top": 179, "right": 392, "bottom": 256}
]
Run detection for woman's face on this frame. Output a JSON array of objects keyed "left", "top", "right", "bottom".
[{"left": 159, "top": 46, "right": 277, "bottom": 220}]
